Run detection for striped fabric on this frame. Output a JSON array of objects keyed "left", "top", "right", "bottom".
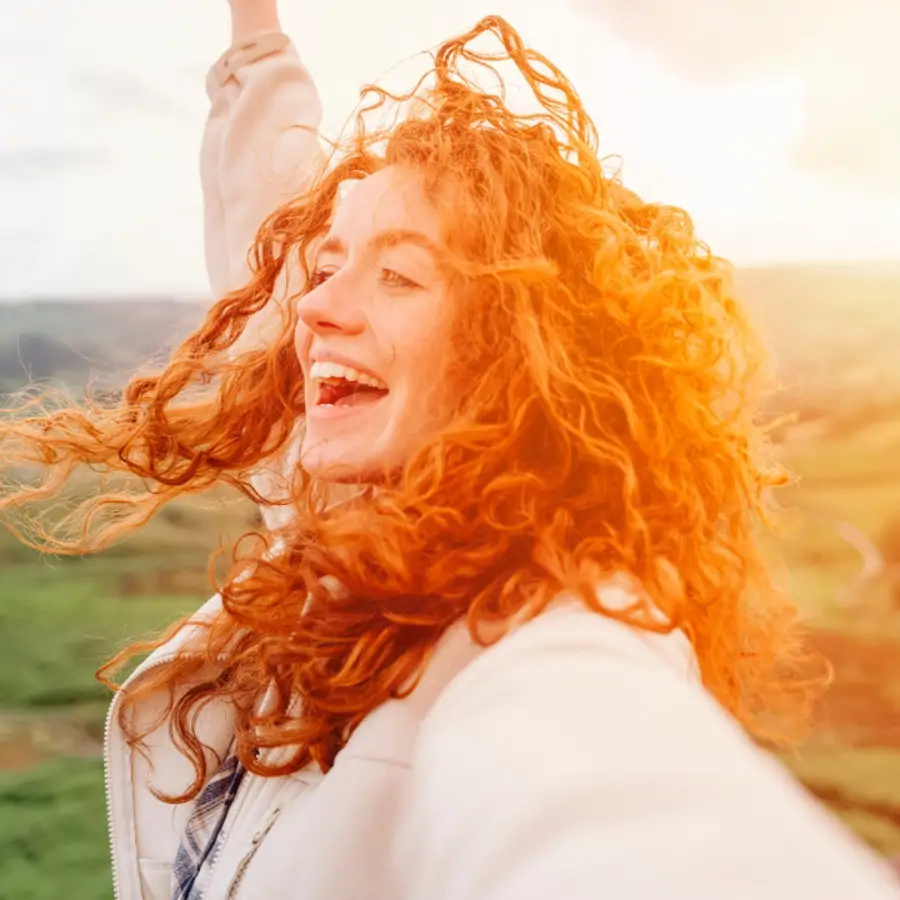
[{"left": 171, "top": 752, "right": 246, "bottom": 900}]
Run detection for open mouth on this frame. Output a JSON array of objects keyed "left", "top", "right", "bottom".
[{"left": 310, "top": 360, "right": 389, "bottom": 409}]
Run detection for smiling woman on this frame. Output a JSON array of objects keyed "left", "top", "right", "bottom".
[{"left": 1, "top": 5, "right": 899, "bottom": 900}]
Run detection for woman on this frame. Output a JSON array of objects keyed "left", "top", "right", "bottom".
[{"left": 3, "top": 3, "right": 899, "bottom": 898}]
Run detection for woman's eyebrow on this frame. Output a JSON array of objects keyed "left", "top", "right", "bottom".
[
  {"left": 371, "top": 229, "right": 440, "bottom": 256},
  {"left": 316, "top": 235, "right": 346, "bottom": 258},
  {"left": 315, "top": 229, "right": 441, "bottom": 263}
]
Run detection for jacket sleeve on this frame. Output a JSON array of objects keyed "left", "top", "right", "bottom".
[
  {"left": 400, "top": 602, "right": 900, "bottom": 900},
  {"left": 202, "top": 31, "right": 324, "bottom": 304},
  {"left": 201, "top": 32, "right": 324, "bottom": 530}
]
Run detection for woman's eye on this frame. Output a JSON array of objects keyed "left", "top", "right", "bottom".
[
  {"left": 309, "top": 267, "right": 335, "bottom": 288},
  {"left": 380, "top": 268, "right": 419, "bottom": 289}
]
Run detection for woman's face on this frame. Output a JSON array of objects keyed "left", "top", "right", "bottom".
[{"left": 295, "top": 166, "right": 455, "bottom": 481}]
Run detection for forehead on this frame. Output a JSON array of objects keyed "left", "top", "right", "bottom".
[{"left": 330, "top": 166, "right": 443, "bottom": 246}]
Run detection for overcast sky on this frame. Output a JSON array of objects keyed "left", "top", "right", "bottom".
[{"left": 1, "top": 0, "right": 898, "bottom": 298}]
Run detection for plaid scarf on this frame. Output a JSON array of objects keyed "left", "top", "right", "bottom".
[{"left": 171, "top": 753, "right": 246, "bottom": 900}]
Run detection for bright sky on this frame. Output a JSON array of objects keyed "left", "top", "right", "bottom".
[{"left": 1, "top": 0, "right": 898, "bottom": 297}]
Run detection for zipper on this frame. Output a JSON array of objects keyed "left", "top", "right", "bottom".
[
  {"left": 209, "top": 697, "right": 312, "bottom": 898},
  {"left": 103, "top": 651, "right": 181, "bottom": 900},
  {"left": 203, "top": 763, "right": 256, "bottom": 892},
  {"left": 224, "top": 804, "right": 283, "bottom": 899},
  {"left": 102, "top": 577, "right": 298, "bottom": 897},
  {"left": 103, "top": 685, "right": 123, "bottom": 900},
  {"left": 206, "top": 726, "right": 301, "bottom": 895},
  {"left": 105, "top": 661, "right": 281, "bottom": 897},
  {"left": 104, "top": 593, "right": 229, "bottom": 898}
]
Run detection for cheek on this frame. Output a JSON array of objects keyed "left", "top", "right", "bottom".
[
  {"left": 387, "top": 304, "right": 453, "bottom": 381},
  {"left": 293, "top": 321, "right": 312, "bottom": 377},
  {"left": 387, "top": 313, "right": 457, "bottom": 424}
]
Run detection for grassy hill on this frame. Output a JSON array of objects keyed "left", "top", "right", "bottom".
[
  {"left": 736, "top": 262, "right": 900, "bottom": 426},
  {"left": 0, "top": 298, "right": 204, "bottom": 397}
]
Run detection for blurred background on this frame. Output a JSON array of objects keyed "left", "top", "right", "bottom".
[{"left": 1, "top": 1, "right": 899, "bottom": 897}]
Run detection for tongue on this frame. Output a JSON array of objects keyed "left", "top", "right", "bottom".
[{"left": 319, "top": 381, "right": 387, "bottom": 407}]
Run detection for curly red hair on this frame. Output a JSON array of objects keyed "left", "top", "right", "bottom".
[{"left": 0, "top": 16, "right": 821, "bottom": 799}]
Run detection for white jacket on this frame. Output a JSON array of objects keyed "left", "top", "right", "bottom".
[{"left": 103, "top": 33, "right": 900, "bottom": 900}]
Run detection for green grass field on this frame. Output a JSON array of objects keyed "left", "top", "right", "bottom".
[
  {"left": 0, "top": 490, "right": 260, "bottom": 900},
  {"left": 0, "top": 759, "right": 111, "bottom": 900}
]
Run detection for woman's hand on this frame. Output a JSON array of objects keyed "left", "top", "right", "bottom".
[{"left": 228, "top": 0, "right": 282, "bottom": 44}]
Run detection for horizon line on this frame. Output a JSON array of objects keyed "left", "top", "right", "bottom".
[{"left": 2, "top": 258, "right": 900, "bottom": 304}]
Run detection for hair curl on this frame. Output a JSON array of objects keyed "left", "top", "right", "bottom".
[{"left": 0, "top": 16, "right": 822, "bottom": 800}]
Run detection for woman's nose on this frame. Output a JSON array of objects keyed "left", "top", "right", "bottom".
[{"left": 296, "top": 270, "right": 366, "bottom": 337}]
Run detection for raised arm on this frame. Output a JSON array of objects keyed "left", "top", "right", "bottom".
[
  {"left": 203, "top": 0, "right": 325, "bottom": 313},
  {"left": 203, "top": 1, "right": 325, "bottom": 528}
]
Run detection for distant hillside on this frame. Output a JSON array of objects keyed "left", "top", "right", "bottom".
[
  {"left": 1, "top": 262, "right": 898, "bottom": 426},
  {"left": 736, "top": 262, "right": 900, "bottom": 386},
  {"left": 734, "top": 262, "right": 900, "bottom": 426},
  {"left": 0, "top": 299, "right": 204, "bottom": 396}
]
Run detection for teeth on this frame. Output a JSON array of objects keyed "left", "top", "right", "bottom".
[{"left": 309, "top": 360, "right": 388, "bottom": 390}]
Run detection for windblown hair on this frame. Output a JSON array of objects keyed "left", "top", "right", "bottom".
[{"left": 0, "top": 17, "right": 821, "bottom": 798}]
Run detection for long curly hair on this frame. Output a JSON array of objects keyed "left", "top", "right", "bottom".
[{"left": 0, "top": 16, "right": 821, "bottom": 799}]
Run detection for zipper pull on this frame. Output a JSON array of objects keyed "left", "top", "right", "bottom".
[{"left": 252, "top": 805, "right": 282, "bottom": 845}]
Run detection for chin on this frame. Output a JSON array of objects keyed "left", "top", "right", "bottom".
[
  {"left": 300, "top": 441, "right": 417, "bottom": 488},
  {"left": 299, "top": 443, "right": 382, "bottom": 484},
  {"left": 301, "top": 456, "right": 369, "bottom": 484},
  {"left": 299, "top": 417, "right": 421, "bottom": 485}
]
